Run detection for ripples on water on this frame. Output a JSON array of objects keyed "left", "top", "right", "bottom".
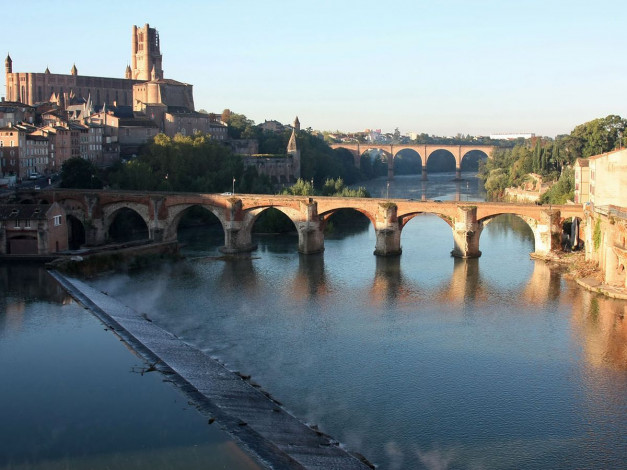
[{"left": 88, "top": 174, "right": 627, "bottom": 470}]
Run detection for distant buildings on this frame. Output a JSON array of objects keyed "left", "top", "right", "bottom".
[{"left": 489, "top": 133, "right": 535, "bottom": 140}]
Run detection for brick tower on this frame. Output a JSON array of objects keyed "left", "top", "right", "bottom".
[{"left": 131, "top": 24, "right": 163, "bottom": 81}]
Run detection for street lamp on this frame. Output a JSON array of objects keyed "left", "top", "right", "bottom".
[
  {"left": 232, "top": 177, "right": 236, "bottom": 195},
  {"left": 386, "top": 180, "right": 390, "bottom": 199}
]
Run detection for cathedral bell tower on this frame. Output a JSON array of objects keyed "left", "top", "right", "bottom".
[{"left": 131, "top": 24, "right": 164, "bottom": 81}]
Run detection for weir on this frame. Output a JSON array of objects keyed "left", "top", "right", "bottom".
[{"left": 50, "top": 271, "right": 373, "bottom": 470}]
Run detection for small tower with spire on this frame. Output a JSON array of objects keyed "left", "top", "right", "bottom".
[
  {"left": 287, "top": 116, "right": 301, "bottom": 181},
  {"left": 70, "top": 63, "right": 77, "bottom": 76},
  {"left": 125, "top": 64, "right": 132, "bottom": 79},
  {"left": 5, "top": 53, "right": 12, "bottom": 74}
]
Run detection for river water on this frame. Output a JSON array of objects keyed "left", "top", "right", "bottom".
[{"left": 2, "top": 173, "right": 627, "bottom": 469}]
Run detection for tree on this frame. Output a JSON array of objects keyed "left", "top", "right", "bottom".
[{"left": 60, "top": 157, "right": 103, "bottom": 189}]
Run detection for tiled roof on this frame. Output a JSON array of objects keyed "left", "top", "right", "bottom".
[{"left": 0, "top": 204, "right": 51, "bottom": 220}]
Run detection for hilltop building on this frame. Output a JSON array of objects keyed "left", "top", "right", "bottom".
[{"left": 2, "top": 23, "right": 229, "bottom": 168}]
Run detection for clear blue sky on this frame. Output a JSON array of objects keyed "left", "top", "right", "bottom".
[{"left": 4, "top": 0, "right": 627, "bottom": 137}]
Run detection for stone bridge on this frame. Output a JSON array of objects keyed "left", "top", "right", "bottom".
[
  {"left": 44, "top": 190, "right": 583, "bottom": 259},
  {"left": 329, "top": 143, "right": 495, "bottom": 180}
]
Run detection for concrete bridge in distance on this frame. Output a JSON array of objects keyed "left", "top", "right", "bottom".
[
  {"left": 43, "top": 190, "right": 583, "bottom": 259},
  {"left": 329, "top": 143, "right": 496, "bottom": 180}
]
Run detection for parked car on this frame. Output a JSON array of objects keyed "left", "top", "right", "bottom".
[{"left": 29, "top": 173, "right": 41, "bottom": 180}]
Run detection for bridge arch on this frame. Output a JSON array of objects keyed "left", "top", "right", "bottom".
[
  {"left": 103, "top": 203, "right": 151, "bottom": 243},
  {"left": 479, "top": 213, "right": 539, "bottom": 254},
  {"left": 461, "top": 150, "right": 489, "bottom": 171},
  {"left": 399, "top": 211, "right": 454, "bottom": 229},
  {"left": 66, "top": 214, "right": 86, "bottom": 250},
  {"left": 236, "top": 205, "right": 304, "bottom": 253},
  {"left": 425, "top": 149, "right": 457, "bottom": 173},
  {"left": 393, "top": 149, "right": 422, "bottom": 175},
  {"left": 319, "top": 207, "right": 377, "bottom": 228},
  {"left": 163, "top": 203, "right": 226, "bottom": 243}
]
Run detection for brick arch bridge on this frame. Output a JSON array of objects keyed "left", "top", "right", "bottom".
[
  {"left": 329, "top": 143, "right": 495, "bottom": 181},
  {"left": 44, "top": 190, "right": 583, "bottom": 259}
]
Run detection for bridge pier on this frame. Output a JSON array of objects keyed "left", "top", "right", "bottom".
[
  {"left": 421, "top": 165, "right": 428, "bottom": 181},
  {"left": 454, "top": 166, "right": 462, "bottom": 181},
  {"left": 451, "top": 206, "right": 482, "bottom": 258},
  {"left": 149, "top": 196, "right": 166, "bottom": 242},
  {"left": 85, "top": 219, "right": 107, "bottom": 246},
  {"left": 296, "top": 200, "right": 324, "bottom": 254},
  {"left": 220, "top": 199, "right": 257, "bottom": 254},
  {"left": 531, "top": 209, "right": 562, "bottom": 257},
  {"left": 374, "top": 202, "right": 402, "bottom": 256}
]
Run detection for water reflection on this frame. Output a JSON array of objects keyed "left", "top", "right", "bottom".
[
  {"left": 520, "top": 260, "right": 563, "bottom": 306},
  {"left": 369, "top": 256, "right": 412, "bottom": 307},
  {"left": 217, "top": 255, "right": 259, "bottom": 295},
  {"left": 434, "top": 257, "right": 487, "bottom": 306},
  {"left": 572, "top": 289, "right": 627, "bottom": 370},
  {"left": 292, "top": 253, "right": 328, "bottom": 300},
  {"left": 0, "top": 265, "right": 72, "bottom": 334}
]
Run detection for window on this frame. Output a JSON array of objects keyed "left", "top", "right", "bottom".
[
  {"left": 25, "top": 219, "right": 31, "bottom": 228},
  {"left": 53, "top": 215, "right": 62, "bottom": 226},
  {"left": 14, "top": 219, "right": 20, "bottom": 228}
]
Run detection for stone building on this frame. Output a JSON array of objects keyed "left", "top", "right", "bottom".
[
  {"left": 0, "top": 100, "right": 35, "bottom": 127},
  {"left": 5, "top": 23, "right": 221, "bottom": 149},
  {"left": 575, "top": 148, "right": 627, "bottom": 207},
  {"left": 242, "top": 117, "right": 301, "bottom": 184},
  {"left": 574, "top": 158, "right": 590, "bottom": 204},
  {"left": 0, "top": 203, "right": 68, "bottom": 255}
]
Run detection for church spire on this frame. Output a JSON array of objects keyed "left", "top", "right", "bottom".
[
  {"left": 287, "top": 116, "right": 299, "bottom": 153},
  {"left": 5, "top": 53, "right": 12, "bottom": 74},
  {"left": 287, "top": 116, "right": 301, "bottom": 181},
  {"left": 125, "top": 64, "right": 132, "bottom": 79},
  {"left": 71, "top": 63, "right": 77, "bottom": 76}
]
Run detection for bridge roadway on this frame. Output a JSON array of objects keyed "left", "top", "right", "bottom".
[
  {"left": 329, "top": 143, "right": 495, "bottom": 180},
  {"left": 45, "top": 189, "right": 583, "bottom": 259}
]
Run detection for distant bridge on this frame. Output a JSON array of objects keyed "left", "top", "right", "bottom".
[
  {"left": 329, "top": 143, "right": 495, "bottom": 180},
  {"left": 40, "top": 190, "right": 582, "bottom": 259}
]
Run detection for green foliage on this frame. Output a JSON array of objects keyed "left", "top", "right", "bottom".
[
  {"left": 282, "top": 178, "right": 315, "bottom": 196},
  {"left": 107, "top": 132, "right": 272, "bottom": 194},
  {"left": 567, "top": 115, "right": 626, "bottom": 160},
  {"left": 539, "top": 167, "right": 574, "bottom": 204},
  {"left": 593, "top": 218, "right": 602, "bottom": 251},
  {"left": 282, "top": 178, "right": 369, "bottom": 198},
  {"left": 60, "top": 157, "right": 103, "bottom": 189}
]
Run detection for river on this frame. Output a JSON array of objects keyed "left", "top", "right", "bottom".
[{"left": 2, "top": 173, "right": 626, "bottom": 469}]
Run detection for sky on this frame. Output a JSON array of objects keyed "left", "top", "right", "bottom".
[{"left": 4, "top": 0, "right": 627, "bottom": 137}]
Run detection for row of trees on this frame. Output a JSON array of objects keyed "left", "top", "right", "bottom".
[{"left": 479, "top": 115, "right": 627, "bottom": 203}]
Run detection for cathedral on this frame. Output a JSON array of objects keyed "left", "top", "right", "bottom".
[{"left": 5, "top": 24, "right": 199, "bottom": 120}]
